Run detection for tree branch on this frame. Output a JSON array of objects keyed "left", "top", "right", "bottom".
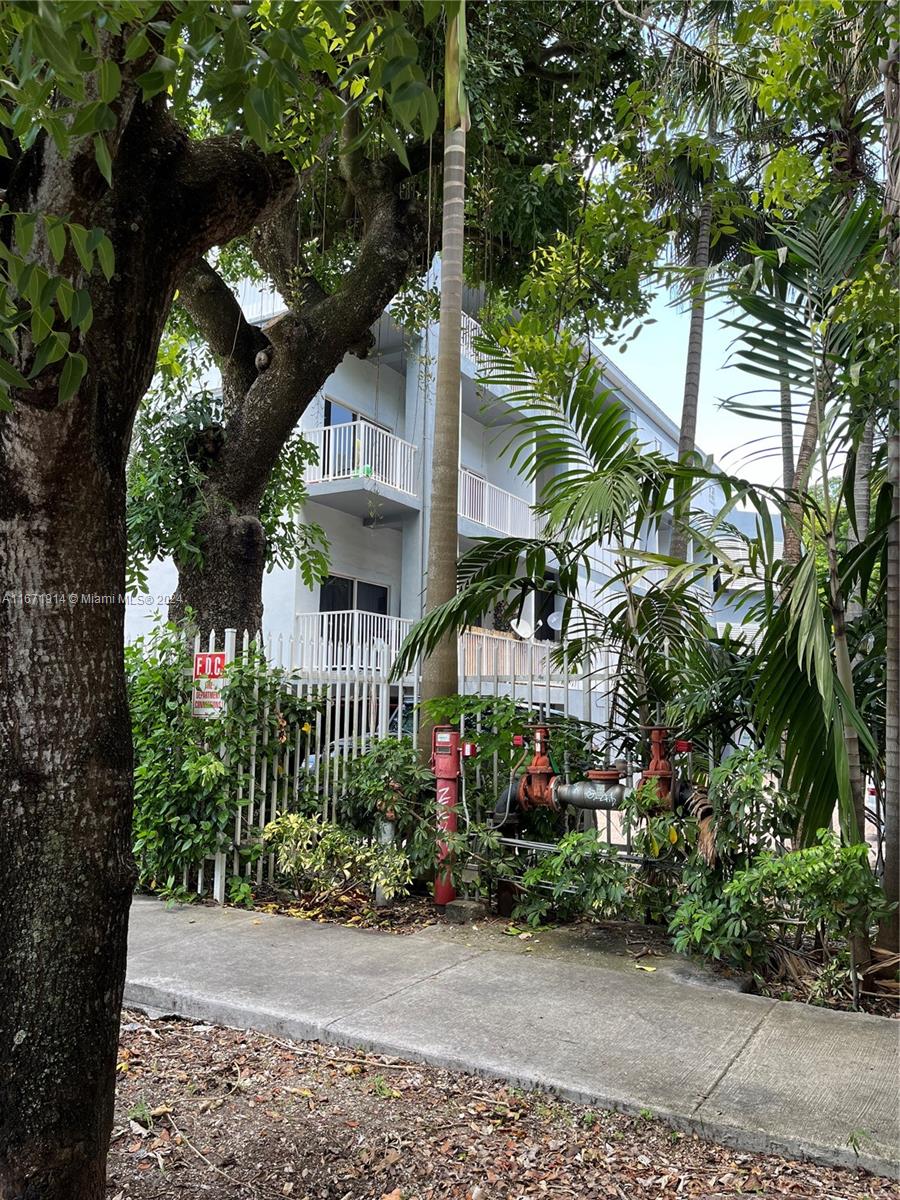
[
  {"left": 176, "top": 133, "right": 323, "bottom": 259},
  {"left": 178, "top": 259, "right": 269, "bottom": 408},
  {"left": 215, "top": 174, "right": 424, "bottom": 508}
]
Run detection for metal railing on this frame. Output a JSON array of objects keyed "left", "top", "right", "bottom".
[
  {"left": 305, "top": 420, "right": 418, "bottom": 497},
  {"left": 460, "top": 311, "right": 492, "bottom": 372},
  {"left": 458, "top": 467, "right": 536, "bottom": 538},
  {"left": 294, "top": 611, "right": 413, "bottom": 673},
  {"left": 460, "top": 629, "right": 576, "bottom": 686}
]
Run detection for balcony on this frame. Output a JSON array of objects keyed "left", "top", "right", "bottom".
[
  {"left": 304, "top": 420, "right": 420, "bottom": 521},
  {"left": 291, "top": 611, "right": 576, "bottom": 688},
  {"left": 294, "top": 610, "right": 412, "bottom": 673},
  {"left": 460, "top": 311, "right": 492, "bottom": 373},
  {"left": 459, "top": 467, "right": 537, "bottom": 538}
]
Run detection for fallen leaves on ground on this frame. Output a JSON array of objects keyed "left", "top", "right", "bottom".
[
  {"left": 242, "top": 887, "right": 438, "bottom": 935},
  {"left": 107, "top": 1012, "right": 896, "bottom": 1200}
]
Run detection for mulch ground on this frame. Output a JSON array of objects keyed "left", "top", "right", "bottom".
[{"left": 107, "top": 1013, "right": 898, "bottom": 1200}]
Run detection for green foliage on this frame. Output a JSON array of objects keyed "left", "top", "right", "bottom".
[
  {"left": 0, "top": 1, "right": 443, "bottom": 404},
  {"left": 390, "top": 279, "right": 440, "bottom": 334},
  {"left": 0, "top": 207, "right": 113, "bottom": 408},
  {"left": 263, "top": 813, "right": 411, "bottom": 904},
  {"left": 670, "top": 832, "right": 894, "bottom": 968},
  {"left": 126, "top": 619, "right": 318, "bottom": 898},
  {"left": 515, "top": 830, "right": 631, "bottom": 928},
  {"left": 337, "top": 736, "right": 442, "bottom": 880},
  {"left": 126, "top": 358, "right": 328, "bottom": 593},
  {"left": 705, "top": 749, "right": 799, "bottom": 866},
  {"left": 338, "top": 737, "right": 432, "bottom": 832}
]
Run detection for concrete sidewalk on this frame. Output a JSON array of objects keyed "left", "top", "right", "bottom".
[{"left": 125, "top": 896, "right": 899, "bottom": 1178}]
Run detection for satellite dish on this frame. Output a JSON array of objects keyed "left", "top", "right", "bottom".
[
  {"left": 547, "top": 611, "right": 564, "bottom": 631},
  {"left": 510, "top": 618, "right": 533, "bottom": 639}
]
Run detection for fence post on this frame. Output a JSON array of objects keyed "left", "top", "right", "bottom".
[{"left": 212, "top": 627, "right": 238, "bottom": 906}]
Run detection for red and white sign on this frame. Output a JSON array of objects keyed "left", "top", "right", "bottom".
[{"left": 192, "top": 651, "right": 227, "bottom": 719}]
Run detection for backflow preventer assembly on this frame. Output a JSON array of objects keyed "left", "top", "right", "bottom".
[{"left": 491, "top": 723, "right": 682, "bottom": 831}]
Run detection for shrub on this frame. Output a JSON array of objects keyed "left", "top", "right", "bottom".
[
  {"left": 263, "top": 813, "right": 411, "bottom": 904},
  {"left": 515, "top": 829, "right": 631, "bottom": 927},
  {"left": 669, "top": 831, "right": 894, "bottom": 968},
  {"left": 338, "top": 736, "right": 432, "bottom": 833},
  {"left": 127, "top": 620, "right": 318, "bottom": 899}
]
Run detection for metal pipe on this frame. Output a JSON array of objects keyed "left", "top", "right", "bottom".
[{"left": 553, "top": 780, "right": 625, "bottom": 810}]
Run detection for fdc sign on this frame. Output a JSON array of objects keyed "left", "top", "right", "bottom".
[{"left": 192, "top": 651, "right": 227, "bottom": 718}]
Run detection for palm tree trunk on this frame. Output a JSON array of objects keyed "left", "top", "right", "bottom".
[
  {"left": 877, "top": 32, "right": 899, "bottom": 951},
  {"left": 782, "top": 385, "right": 822, "bottom": 565},
  {"left": 879, "top": 432, "right": 899, "bottom": 952},
  {"left": 670, "top": 186, "right": 713, "bottom": 564},
  {"left": 419, "top": 4, "right": 469, "bottom": 741},
  {"left": 780, "top": 376, "right": 795, "bottom": 491}
]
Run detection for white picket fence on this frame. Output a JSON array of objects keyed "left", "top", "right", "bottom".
[{"left": 185, "top": 624, "right": 616, "bottom": 902}]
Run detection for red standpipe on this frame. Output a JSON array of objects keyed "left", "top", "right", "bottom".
[{"left": 432, "top": 725, "right": 460, "bottom": 906}]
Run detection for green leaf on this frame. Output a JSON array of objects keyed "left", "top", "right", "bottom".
[
  {"left": 68, "top": 224, "right": 93, "bottom": 273},
  {"left": 95, "top": 234, "right": 114, "bottom": 280},
  {"left": 98, "top": 59, "right": 122, "bottom": 103},
  {"left": 14, "top": 212, "right": 36, "bottom": 255},
  {"left": 30, "top": 330, "right": 70, "bottom": 378},
  {"left": 71, "top": 288, "right": 93, "bottom": 333},
  {"left": 45, "top": 219, "right": 67, "bottom": 266},
  {"left": 94, "top": 135, "right": 112, "bottom": 185},
  {"left": 0, "top": 357, "right": 30, "bottom": 390},
  {"left": 58, "top": 352, "right": 87, "bottom": 403}
]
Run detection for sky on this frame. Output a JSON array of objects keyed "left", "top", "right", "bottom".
[{"left": 618, "top": 290, "right": 787, "bottom": 488}]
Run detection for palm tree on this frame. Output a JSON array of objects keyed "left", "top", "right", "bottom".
[
  {"left": 419, "top": 1, "right": 470, "bottom": 736},
  {"left": 877, "top": 29, "right": 899, "bottom": 953}
]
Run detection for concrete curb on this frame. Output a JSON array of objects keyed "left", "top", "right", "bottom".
[{"left": 124, "top": 977, "right": 898, "bottom": 1180}]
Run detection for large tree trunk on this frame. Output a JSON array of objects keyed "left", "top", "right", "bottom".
[
  {"left": 0, "top": 405, "right": 135, "bottom": 1198},
  {"left": 170, "top": 506, "right": 268, "bottom": 638},
  {"left": 418, "top": 8, "right": 468, "bottom": 741},
  {"left": 0, "top": 90, "right": 296, "bottom": 1192},
  {"left": 669, "top": 186, "right": 713, "bottom": 564}
]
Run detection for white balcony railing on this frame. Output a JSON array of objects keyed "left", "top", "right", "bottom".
[
  {"left": 459, "top": 467, "right": 536, "bottom": 538},
  {"left": 294, "top": 611, "right": 412, "bottom": 673},
  {"left": 460, "top": 311, "right": 492, "bottom": 371},
  {"left": 305, "top": 420, "right": 418, "bottom": 497},
  {"left": 460, "top": 629, "right": 573, "bottom": 684},
  {"left": 292, "top": 611, "right": 574, "bottom": 686}
]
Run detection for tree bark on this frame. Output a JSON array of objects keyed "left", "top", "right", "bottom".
[
  {"left": 172, "top": 147, "right": 425, "bottom": 641},
  {"left": 779, "top": 375, "right": 795, "bottom": 491},
  {"left": 669, "top": 186, "right": 713, "bottom": 564},
  {"left": 0, "top": 427, "right": 135, "bottom": 1198},
  {"left": 169, "top": 507, "right": 268, "bottom": 637},
  {"left": 0, "top": 96, "right": 299, "bottom": 1196},
  {"left": 782, "top": 387, "right": 821, "bottom": 566}
]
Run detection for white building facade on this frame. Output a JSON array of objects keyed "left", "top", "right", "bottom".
[{"left": 129, "top": 268, "right": 748, "bottom": 724}]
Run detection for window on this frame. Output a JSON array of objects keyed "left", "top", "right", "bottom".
[
  {"left": 320, "top": 574, "right": 388, "bottom": 615},
  {"left": 319, "top": 575, "right": 353, "bottom": 612},
  {"left": 324, "top": 398, "right": 357, "bottom": 427},
  {"left": 356, "top": 579, "right": 388, "bottom": 616}
]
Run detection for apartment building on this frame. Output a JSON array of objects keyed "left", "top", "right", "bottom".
[{"left": 129, "top": 263, "right": 756, "bottom": 717}]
